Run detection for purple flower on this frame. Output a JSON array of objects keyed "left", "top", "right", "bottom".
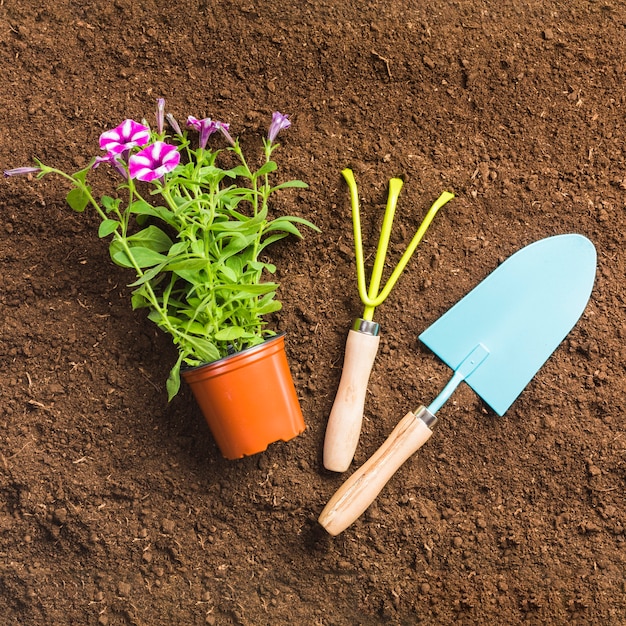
[
  {"left": 166, "top": 113, "right": 182, "bottom": 136},
  {"left": 185, "top": 116, "right": 203, "bottom": 132},
  {"left": 99, "top": 120, "right": 151, "bottom": 156},
  {"left": 128, "top": 141, "right": 181, "bottom": 182},
  {"left": 156, "top": 98, "right": 166, "bottom": 135},
  {"left": 3, "top": 166, "right": 41, "bottom": 178},
  {"left": 92, "top": 153, "right": 128, "bottom": 178},
  {"left": 186, "top": 116, "right": 219, "bottom": 149},
  {"left": 267, "top": 111, "right": 291, "bottom": 143},
  {"left": 216, "top": 121, "right": 235, "bottom": 147}
]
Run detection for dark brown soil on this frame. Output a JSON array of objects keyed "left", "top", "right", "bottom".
[{"left": 1, "top": 1, "right": 625, "bottom": 624}]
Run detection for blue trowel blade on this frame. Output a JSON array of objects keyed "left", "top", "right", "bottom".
[{"left": 419, "top": 234, "right": 597, "bottom": 416}]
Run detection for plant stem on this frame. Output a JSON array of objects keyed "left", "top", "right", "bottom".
[{"left": 43, "top": 166, "right": 188, "bottom": 345}]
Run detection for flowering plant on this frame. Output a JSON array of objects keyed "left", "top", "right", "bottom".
[{"left": 5, "top": 101, "right": 318, "bottom": 399}]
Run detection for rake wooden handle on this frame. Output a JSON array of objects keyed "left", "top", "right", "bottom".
[
  {"left": 319, "top": 406, "right": 436, "bottom": 536},
  {"left": 323, "top": 329, "right": 381, "bottom": 472}
]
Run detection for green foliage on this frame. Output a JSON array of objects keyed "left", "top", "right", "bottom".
[
  {"left": 36, "top": 122, "right": 319, "bottom": 399},
  {"left": 66, "top": 187, "right": 90, "bottom": 212}
]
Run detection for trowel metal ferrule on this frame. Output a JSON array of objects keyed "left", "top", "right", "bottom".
[
  {"left": 415, "top": 405, "right": 438, "bottom": 429},
  {"left": 352, "top": 318, "right": 380, "bottom": 336}
]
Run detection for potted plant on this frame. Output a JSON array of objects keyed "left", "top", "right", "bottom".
[{"left": 5, "top": 100, "right": 319, "bottom": 459}]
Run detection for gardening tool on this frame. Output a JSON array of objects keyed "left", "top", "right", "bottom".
[
  {"left": 323, "top": 168, "right": 454, "bottom": 472},
  {"left": 319, "top": 234, "right": 596, "bottom": 535}
]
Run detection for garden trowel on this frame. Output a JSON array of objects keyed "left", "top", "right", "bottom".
[{"left": 319, "top": 234, "right": 596, "bottom": 536}]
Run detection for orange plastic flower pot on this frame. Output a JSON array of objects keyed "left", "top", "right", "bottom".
[{"left": 182, "top": 334, "right": 305, "bottom": 460}]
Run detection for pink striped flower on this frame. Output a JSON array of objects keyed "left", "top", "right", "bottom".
[
  {"left": 128, "top": 141, "right": 180, "bottom": 182},
  {"left": 99, "top": 120, "right": 151, "bottom": 156}
]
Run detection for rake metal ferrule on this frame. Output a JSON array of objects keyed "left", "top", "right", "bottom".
[
  {"left": 352, "top": 318, "right": 380, "bottom": 336},
  {"left": 415, "top": 405, "right": 438, "bottom": 429}
]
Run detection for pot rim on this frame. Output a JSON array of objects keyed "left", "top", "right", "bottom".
[{"left": 180, "top": 332, "right": 285, "bottom": 374}]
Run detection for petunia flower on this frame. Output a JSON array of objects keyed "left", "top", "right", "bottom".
[
  {"left": 166, "top": 113, "right": 183, "bottom": 136},
  {"left": 215, "top": 121, "right": 235, "bottom": 147},
  {"left": 92, "top": 153, "right": 128, "bottom": 178},
  {"left": 186, "top": 116, "right": 219, "bottom": 149},
  {"left": 156, "top": 98, "right": 166, "bottom": 135},
  {"left": 128, "top": 141, "right": 181, "bottom": 182},
  {"left": 3, "top": 166, "right": 41, "bottom": 177},
  {"left": 99, "top": 119, "right": 151, "bottom": 156},
  {"left": 267, "top": 111, "right": 291, "bottom": 143}
]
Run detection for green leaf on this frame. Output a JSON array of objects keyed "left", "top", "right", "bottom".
[
  {"left": 98, "top": 219, "right": 119, "bottom": 238},
  {"left": 128, "top": 225, "right": 173, "bottom": 253},
  {"left": 196, "top": 165, "right": 230, "bottom": 184},
  {"left": 224, "top": 165, "right": 250, "bottom": 179},
  {"left": 147, "top": 309, "right": 164, "bottom": 324},
  {"left": 214, "top": 327, "right": 248, "bottom": 341},
  {"left": 216, "top": 264, "right": 238, "bottom": 282},
  {"left": 183, "top": 336, "right": 220, "bottom": 363},
  {"left": 267, "top": 215, "right": 320, "bottom": 234},
  {"left": 168, "top": 241, "right": 189, "bottom": 257},
  {"left": 255, "top": 160, "right": 277, "bottom": 177},
  {"left": 255, "top": 299, "right": 282, "bottom": 315},
  {"left": 165, "top": 258, "right": 207, "bottom": 272},
  {"left": 129, "top": 199, "right": 176, "bottom": 226},
  {"left": 189, "top": 239, "right": 205, "bottom": 256},
  {"left": 166, "top": 356, "right": 183, "bottom": 401},
  {"left": 270, "top": 180, "right": 309, "bottom": 191},
  {"left": 66, "top": 187, "right": 90, "bottom": 212},
  {"left": 221, "top": 188, "right": 254, "bottom": 209},
  {"left": 220, "top": 233, "right": 255, "bottom": 260},
  {"left": 216, "top": 282, "right": 278, "bottom": 295},
  {"left": 171, "top": 268, "right": 202, "bottom": 283},
  {"left": 130, "top": 289, "right": 151, "bottom": 310},
  {"left": 289, "top": 215, "right": 320, "bottom": 231},
  {"left": 247, "top": 260, "right": 275, "bottom": 273},
  {"left": 72, "top": 162, "right": 96, "bottom": 183},
  {"left": 111, "top": 246, "right": 168, "bottom": 268},
  {"left": 149, "top": 312, "right": 185, "bottom": 329},
  {"left": 101, "top": 195, "right": 121, "bottom": 212},
  {"left": 128, "top": 199, "right": 155, "bottom": 215},
  {"left": 184, "top": 321, "right": 207, "bottom": 335},
  {"left": 263, "top": 218, "right": 304, "bottom": 238},
  {"left": 127, "top": 264, "right": 164, "bottom": 287},
  {"left": 210, "top": 219, "right": 251, "bottom": 233},
  {"left": 216, "top": 205, "right": 268, "bottom": 231},
  {"left": 225, "top": 255, "right": 244, "bottom": 275},
  {"left": 257, "top": 232, "right": 288, "bottom": 252}
]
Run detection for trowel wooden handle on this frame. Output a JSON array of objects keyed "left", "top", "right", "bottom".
[
  {"left": 323, "top": 328, "right": 381, "bottom": 472},
  {"left": 319, "top": 406, "right": 436, "bottom": 536}
]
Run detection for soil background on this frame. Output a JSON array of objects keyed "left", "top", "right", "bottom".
[{"left": 1, "top": 1, "right": 625, "bottom": 624}]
